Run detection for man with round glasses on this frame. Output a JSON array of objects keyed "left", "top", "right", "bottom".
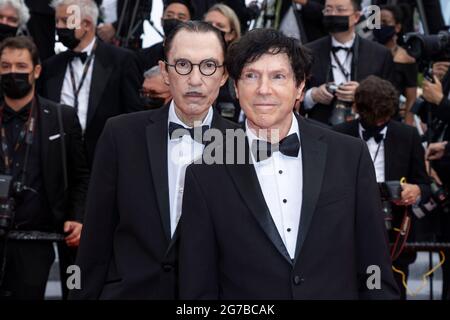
[{"left": 70, "top": 21, "right": 237, "bottom": 299}]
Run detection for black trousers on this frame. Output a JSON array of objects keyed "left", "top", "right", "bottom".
[{"left": 0, "top": 240, "right": 54, "bottom": 300}]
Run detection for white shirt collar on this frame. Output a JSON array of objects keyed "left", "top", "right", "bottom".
[
  {"left": 331, "top": 33, "right": 356, "bottom": 48},
  {"left": 246, "top": 113, "right": 300, "bottom": 162},
  {"left": 168, "top": 100, "right": 213, "bottom": 129},
  {"left": 81, "top": 36, "right": 97, "bottom": 55}
]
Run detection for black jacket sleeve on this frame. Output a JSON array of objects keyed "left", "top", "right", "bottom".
[
  {"left": 66, "top": 109, "right": 90, "bottom": 223},
  {"left": 178, "top": 165, "right": 220, "bottom": 299},
  {"left": 69, "top": 119, "right": 119, "bottom": 299}
]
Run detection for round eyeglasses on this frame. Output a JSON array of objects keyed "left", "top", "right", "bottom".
[{"left": 164, "top": 59, "right": 224, "bottom": 76}]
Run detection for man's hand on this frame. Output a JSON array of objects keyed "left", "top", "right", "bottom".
[
  {"left": 399, "top": 183, "right": 421, "bottom": 206},
  {"left": 335, "top": 81, "right": 359, "bottom": 102},
  {"left": 311, "top": 84, "right": 334, "bottom": 105},
  {"left": 97, "top": 23, "right": 116, "bottom": 43},
  {"left": 423, "top": 75, "right": 444, "bottom": 105},
  {"left": 426, "top": 141, "right": 448, "bottom": 160},
  {"left": 64, "top": 221, "right": 83, "bottom": 248},
  {"left": 294, "top": 0, "right": 308, "bottom": 4},
  {"left": 432, "top": 61, "right": 450, "bottom": 81}
]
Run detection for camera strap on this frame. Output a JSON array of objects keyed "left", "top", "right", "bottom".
[
  {"left": 68, "top": 41, "right": 97, "bottom": 111},
  {"left": 391, "top": 207, "right": 411, "bottom": 261},
  {"left": 0, "top": 98, "right": 37, "bottom": 175},
  {"left": 331, "top": 48, "right": 352, "bottom": 83}
]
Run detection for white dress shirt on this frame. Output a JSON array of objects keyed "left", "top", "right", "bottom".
[
  {"left": 60, "top": 37, "right": 96, "bottom": 132},
  {"left": 167, "top": 101, "right": 213, "bottom": 236},
  {"left": 246, "top": 114, "right": 303, "bottom": 259},
  {"left": 359, "top": 123, "right": 387, "bottom": 183},
  {"left": 304, "top": 34, "right": 356, "bottom": 110},
  {"left": 101, "top": 0, "right": 118, "bottom": 23}
]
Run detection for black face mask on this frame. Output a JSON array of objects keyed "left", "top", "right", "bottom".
[
  {"left": 373, "top": 25, "right": 396, "bottom": 45},
  {"left": 360, "top": 118, "right": 389, "bottom": 133},
  {"left": 142, "top": 96, "right": 166, "bottom": 109},
  {"left": 323, "top": 15, "right": 350, "bottom": 33},
  {"left": 56, "top": 28, "right": 80, "bottom": 50},
  {"left": 162, "top": 19, "right": 182, "bottom": 37},
  {"left": 0, "top": 23, "right": 18, "bottom": 42},
  {"left": 1, "top": 72, "right": 33, "bottom": 99}
]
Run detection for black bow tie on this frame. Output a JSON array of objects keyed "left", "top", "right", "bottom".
[
  {"left": 168, "top": 122, "right": 210, "bottom": 143},
  {"left": 331, "top": 46, "right": 352, "bottom": 53},
  {"left": 68, "top": 51, "right": 88, "bottom": 63},
  {"left": 2, "top": 104, "right": 31, "bottom": 123},
  {"left": 362, "top": 130, "right": 384, "bottom": 143},
  {"left": 252, "top": 133, "right": 300, "bottom": 162}
]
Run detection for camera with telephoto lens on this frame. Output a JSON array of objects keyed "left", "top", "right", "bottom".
[
  {"left": 326, "top": 83, "right": 356, "bottom": 126},
  {"left": 378, "top": 181, "right": 402, "bottom": 231},
  {"left": 404, "top": 31, "right": 450, "bottom": 63},
  {"left": 0, "top": 175, "right": 15, "bottom": 237}
]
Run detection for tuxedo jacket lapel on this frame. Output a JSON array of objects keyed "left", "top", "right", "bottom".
[
  {"left": 146, "top": 106, "right": 171, "bottom": 242},
  {"left": 294, "top": 116, "right": 328, "bottom": 264},
  {"left": 86, "top": 41, "right": 114, "bottom": 128},
  {"left": 226, "top": 135, "right": 293, "bottom": 265},
  {"left": 44, "top": 53, "right": 70, "bottom": 103}
]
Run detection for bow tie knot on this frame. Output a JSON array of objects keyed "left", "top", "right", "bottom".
[
  {"left": 168, "top": 121, "right": 209, "bottom": 144},
  {"left": 252, "top": 133, "right": 300, "bottom": 162},
  {"left": 362, "top": 130, "right": 384, "bottom": 143},
  {"left": 331, "top": 46, "right": 352, "bottom": 53},
  {"left": 68, "top": 51, "right": 88, "bottom": 63},
  {"left": 2, "top": 105, "right": 31, "bottom": 123}
]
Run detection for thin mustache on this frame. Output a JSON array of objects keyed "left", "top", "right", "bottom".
[{"left": 185, "top": 90, "right": 204, "bottom": 95}]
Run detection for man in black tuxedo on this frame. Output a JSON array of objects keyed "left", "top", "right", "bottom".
[
  {"left": 69, "top": 21, "right": 237, "bottom": 299},
  {"left": 334, "top": 75, "right": 431, "bottom": 299},
  {"left": 279, "top": 0, "right": 327, "bottom": 44},
  {"left": 0, "top": 36, "right": 89, "bottom": 299},
  {"left": 302, "top": 0, "right": 393, "bottom": 125},
  {"left": 178, "top": 28, "right": 399, "bottom": 299},
  {"left": 39, "top": 0, "right": 143, "bottom": 167}
]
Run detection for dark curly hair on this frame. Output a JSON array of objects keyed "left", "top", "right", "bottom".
[
  {"left": 355, "top": 75, "right": 399, "bottom": 125},
  {"left": 225, "top": 28, "right": 312, "bottom": 86}
]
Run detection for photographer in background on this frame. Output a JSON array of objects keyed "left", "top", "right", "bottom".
[
  {"left": 0, "top": 36, "right": 89, "bottom": 299},
  {"left": 422, "top": 59, "right": 450, "bottom": 300},
  {"left": 303, "top": 0, "right": 394, "bottom": 125},
  {"left": 334, "top": 75, "right": 431, "bottom": 300}
]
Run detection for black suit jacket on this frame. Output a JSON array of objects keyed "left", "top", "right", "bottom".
[
  {"left": 69, "top": 105, "right": 238, "bottom": 299},
  {"left": 37, "top": 96, "right": 89, "bottom": 226},
  {"left": 279, "top": 0, "right": 326, "bottom": 43},
  {"left": 304, "top": 35, "right": 394, "bottom": 124},
  {"left": 333, "top": 120, "right": 431, "bottom": 220},
  {"left": 178, "top": 115, "right": 399, "bottom": 299},
  {"left": 39, "top": 40, "right": 144, "bottom": 167}
]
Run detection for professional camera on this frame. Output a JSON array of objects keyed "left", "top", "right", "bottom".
[
  {"left": 429, "top": 178, "right": 450, "bottom": 213},
  {"left": 326, "top": 83, "right": 356, "bottom": 126},
  {"left": 404, "top": 31, "right": 450, "bottom": 62},
  {"left": 378, "top": 181, "right": 402, "bottom": 231},
  {"left": 0, "top": 175, "right": 15, "bottom": 237}
]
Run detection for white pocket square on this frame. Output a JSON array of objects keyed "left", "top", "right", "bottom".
[{"left": 49, "top": 134, "right": 62, "bottom": 141}]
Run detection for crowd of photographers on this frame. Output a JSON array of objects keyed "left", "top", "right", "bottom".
[{"left": 0, "top": 0, "right": 449, "bottom": 300}]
